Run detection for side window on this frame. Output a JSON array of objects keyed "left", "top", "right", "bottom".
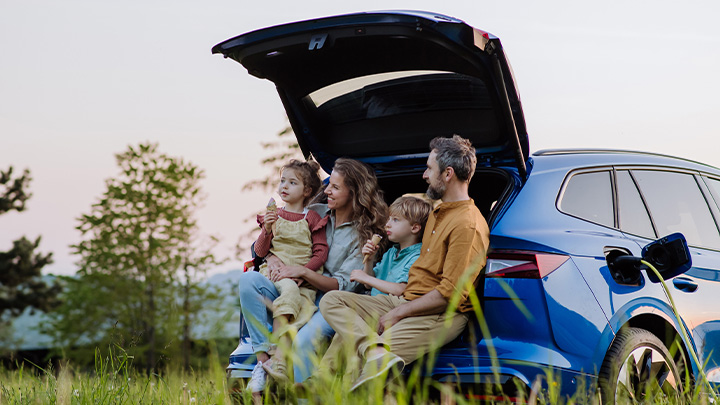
[
  {"left": 632, "top": 170, "right": 720, "bottom": 248},
  {"left": 616, "top": 171, "right": 655, "bottom": 238},
  {"left": 559, "top": 171, "right": 614, "bottom": 227},
  {"left": 703, "top": 177, "right": 720, "bottom": 210}
]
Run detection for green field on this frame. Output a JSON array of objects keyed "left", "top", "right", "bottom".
[{"left": 2, "top": 350, "right": 711, "bottom": 405}]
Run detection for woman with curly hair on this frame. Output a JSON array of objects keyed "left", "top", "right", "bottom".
[{"left": 238, "top": 157, "right": 387, "bottom": 389}]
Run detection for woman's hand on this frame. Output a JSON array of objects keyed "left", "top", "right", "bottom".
[
  {"left": 262, "top": 210, "right": 278, "bottom": 234},
  {"left": 265, "top": 254, "right": 285, "bottom": 280},
  {"left": 273, "top": 265, "right": 308, "bottom": 282},
  {"left": 350, "top": 269, "right": 368, "bottom": 284}
]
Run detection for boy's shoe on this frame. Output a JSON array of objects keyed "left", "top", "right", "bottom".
[
  {"left": 262, "top": 357, "right": 289, "bottom": 382},
  {"left": 349, "top": 351, "right": 404, "bottom": 392},
  {"left": 246, "top": 361, "right": 267, "bottom": 393}
]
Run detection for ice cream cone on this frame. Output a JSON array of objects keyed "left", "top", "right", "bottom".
[
  {"left": 363, "top": 234, "right": 383, "bottom": 264},
  {"left": 267, "top": 197, "right": 277, "bottom": 235}
]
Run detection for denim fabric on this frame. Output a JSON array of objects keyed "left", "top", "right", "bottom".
[
  {"left": 237, "top": 271, "right": 279, "bottom": 354},
  {"left": 237, "top": 271, "right": 335, "bottom": 382},
  {"left": 291, "top": 293, "right": 335, "bottom": 382}
]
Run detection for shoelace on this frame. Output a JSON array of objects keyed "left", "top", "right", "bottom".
[{"left": 251, "top": 361, "right": 265, "bottom": 378}]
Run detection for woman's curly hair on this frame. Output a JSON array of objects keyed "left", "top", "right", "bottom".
[{"left": 315, "top": 158, "right": 388, "bottom": 247}]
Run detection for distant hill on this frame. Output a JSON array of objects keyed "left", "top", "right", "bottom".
[{"left": 3, "top": 270, "right": 245, "bottom": 351}]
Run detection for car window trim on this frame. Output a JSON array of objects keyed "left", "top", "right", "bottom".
[
  {"left": 624, "top": 169, "right": 659, "bottom": 238},
  {"left": 558, "top": 165, "right": 720, "bottom": 252},
  {"left": 697, "top": 175, "right": 720, "bottom": 240}
]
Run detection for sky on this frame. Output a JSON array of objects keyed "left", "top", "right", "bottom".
[{"left": 1, "top": 0, "right": 719, "bottom": 277}]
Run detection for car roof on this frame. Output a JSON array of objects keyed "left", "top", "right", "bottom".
[{"left": 532, "top": 148, "right": 720, "bottom": 175}]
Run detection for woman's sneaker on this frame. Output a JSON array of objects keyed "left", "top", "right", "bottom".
[{"left": 246, "top": 361, "right": 267, "bottom": 393}]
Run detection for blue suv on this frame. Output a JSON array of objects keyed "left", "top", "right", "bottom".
[{"left": 213, "top": 10, "right": 720, "bottom": 402}]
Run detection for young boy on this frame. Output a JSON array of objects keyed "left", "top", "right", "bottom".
[
  {"left": 304, "top": 196, "right": 432, "bottom": 384},
  {"left": 350, "top": 195, "right": 432, "bottom": 296}
]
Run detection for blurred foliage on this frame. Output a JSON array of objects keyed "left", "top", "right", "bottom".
[
  {"left": 0, "top": 166, "right": 60, "bottom": 324},
  {"left": 44, "top": 143, "right": 224, "bottom": 371},
  {"left": 0, "top": 167, "right": 32, "bottom": 213},
  {"left": 240, "top": 124, "right": 303, "bottom": 194}
]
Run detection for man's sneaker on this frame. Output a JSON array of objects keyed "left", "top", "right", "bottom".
[
  {"left": 349, "top": 351, "right": 404, "bottom": 392},
  {"left": 262, "top": 357, "right": 289, "bottom": 382},
  {"left": 246, "top": 361, "right": 267, "bottom": 393}
]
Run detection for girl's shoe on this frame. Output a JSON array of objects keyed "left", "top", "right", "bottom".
[{"left": 246, "top": 361, "right": 267, "bottom": 393}]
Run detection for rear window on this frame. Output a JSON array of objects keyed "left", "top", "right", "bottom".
[
  {"left": 559, "top": 171, "right": 614, "bottom": 228},
  {"left": 301, "top": 71, "right": 501, "bottom": 158}
]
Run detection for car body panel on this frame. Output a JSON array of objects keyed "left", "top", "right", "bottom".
[
  {"left": 622, "top": 233, "right": 720, "bottom": 383},
  {"left": 436, "top": 151, "right": 720, "bottom": 395}
]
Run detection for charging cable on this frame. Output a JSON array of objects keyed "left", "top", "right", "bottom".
[{"left": 640, "top": 259, "right": 718, "bottom": 403}]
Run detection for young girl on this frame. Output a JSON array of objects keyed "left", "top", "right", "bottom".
[
  {"left": 252, "top": 159, "right": 328, "bottom": 384},
  {"left": 238, "top": 158, "right": 387, "bottom": 393}
]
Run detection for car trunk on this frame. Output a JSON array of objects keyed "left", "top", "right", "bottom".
[
  {"left": 376, "top": 167, "right": 514, "bottom": 226},
  {"left": 213, "top": 11, "right": 530, "bottom": 179}
]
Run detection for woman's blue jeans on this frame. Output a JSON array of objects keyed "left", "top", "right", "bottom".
[{"left": 237, "top": 271, "right": 335, "bottom": 382}]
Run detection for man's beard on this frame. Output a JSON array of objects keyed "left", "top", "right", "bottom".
[{"left": 426, "top": 178, "right": 445, "bottom": 200}]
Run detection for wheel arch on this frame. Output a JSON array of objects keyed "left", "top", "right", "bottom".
[{"left": 623, "top": 313, "right": 696, "bottom": 382}]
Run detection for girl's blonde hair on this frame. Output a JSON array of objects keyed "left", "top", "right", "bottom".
[{"left": 282, "top": 159, "right": 322, "bottom": 207}]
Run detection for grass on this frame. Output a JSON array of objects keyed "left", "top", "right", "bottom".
[
  {"left": 2, "top": 265, "right": 716, "bottom": 404},
  {"left": 1, "top": 341, "right": 714, "bottom": 405},
  {"left": 0, "top": 345, "right": 231, "bottom": 405}
]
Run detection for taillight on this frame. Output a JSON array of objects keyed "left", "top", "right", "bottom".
[{"left": 486, "top": 251, "right": 569, "bottom": 279}]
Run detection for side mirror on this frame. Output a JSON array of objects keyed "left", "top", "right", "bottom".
[{"left": 605, "top": 233, "right": 691, "bottom": 285}]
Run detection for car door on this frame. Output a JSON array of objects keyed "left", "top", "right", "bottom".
[{"left": 617, "top": 168, "right": 720, "bottom": 384}]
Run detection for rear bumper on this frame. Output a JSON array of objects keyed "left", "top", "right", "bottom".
[{"left": 226, "top": 336, "right": 256, "bottom": 379}]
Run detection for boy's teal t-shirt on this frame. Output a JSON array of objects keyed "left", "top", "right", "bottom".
[{"left": 371, "top": 243, "right": 422, "bottom": 296}]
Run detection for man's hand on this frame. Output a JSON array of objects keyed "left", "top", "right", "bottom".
[
  {"left": 377, "top": 290, "right": 448, "bottom": 334},
  {"left": 378, "top": 306, "right": 406, "bottom": 335}
]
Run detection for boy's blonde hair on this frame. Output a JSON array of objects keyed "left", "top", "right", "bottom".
[{"left": 389, "top": 196, "right": 433, "bottom": 239}]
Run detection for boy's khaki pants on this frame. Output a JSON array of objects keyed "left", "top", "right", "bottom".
[{"left": 318, "top": 290, "right": 469, "bottom": 367}]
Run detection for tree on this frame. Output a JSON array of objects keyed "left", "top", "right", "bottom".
[
  {"left": 240, "top": 124, "right": 303, "bottom": 194},
  {"left": 178, "top": 234, "right": 224, "bottom": 370},
  {"left": 0, "top": 167, "right": 60, "bottom": 320},
  {"left": 46, "top": 143, "right": 222, "bottom": 371}
]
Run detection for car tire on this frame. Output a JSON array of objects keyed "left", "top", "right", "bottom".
[{"left": 598, "top": 327, "right": 684, "bottom": 404}]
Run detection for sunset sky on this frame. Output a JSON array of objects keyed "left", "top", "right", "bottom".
[{"left": 2, "top": 0, "right": 719, "bottom": 277}]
